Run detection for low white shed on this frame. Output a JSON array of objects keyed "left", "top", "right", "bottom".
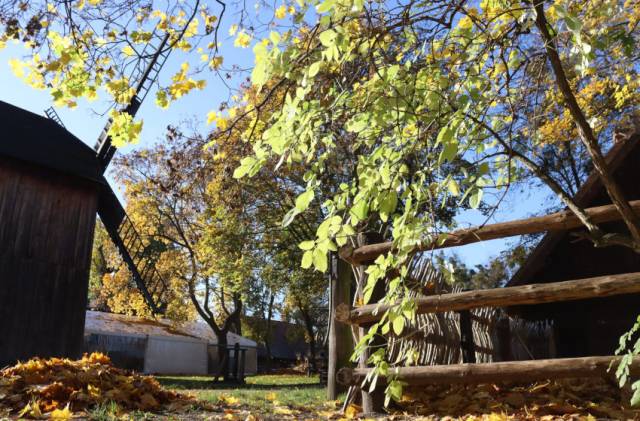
[{"left": 83, "top": 310, "right": 257, "bottom": 375}]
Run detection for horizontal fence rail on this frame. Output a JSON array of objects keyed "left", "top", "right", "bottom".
[
  {"left": 337, "top": 272, "right": 640, "bottom": 325},
  {"left": 341, "top": 200, "right": 640, "bottom": 265},
  {"left": 337, "top": 355, "right": 640, "bottom": 386}
]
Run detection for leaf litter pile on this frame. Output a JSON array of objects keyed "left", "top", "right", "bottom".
[
  {"left": 395, "top": 378, "right": 640, "bottom": 420},
  {"left": 0, "top": 353, "right": 199, "bottom": 419}
]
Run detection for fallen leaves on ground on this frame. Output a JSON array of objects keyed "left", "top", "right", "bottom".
[
  {"left": 0, "top": 352, "right": 198, "bottom": 418},
  {"left": 399, "top": 378, "right": 639, "bottom": 420}
]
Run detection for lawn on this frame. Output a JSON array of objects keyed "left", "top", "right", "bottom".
[{"left": 157, "top": 373, "right": 341, "bottom": 415}]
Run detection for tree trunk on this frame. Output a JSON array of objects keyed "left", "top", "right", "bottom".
[{"left": 216, "top": 330, "right": 229, "bottom": 382}]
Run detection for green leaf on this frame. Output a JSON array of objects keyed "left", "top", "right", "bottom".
[
  {"left": 632, "top": 381, "right": 640, "bottom": 406},
  {"left": 448, "top": 178, "right": 460, "bottom": 196},
  {"left": 392, "top": 316, "right": 404, "bottom": 335},
  {"left": 308, "top": 61, "right": 322, "bottom": 77},
  {"left": 232, "top": 156, "right": 257, "bottom": 179},
  {"left": 312, "top": 248, "right": 328, "bottom": 271},
  {"left": 316, "top": 0, "right": 335, "bottom": 13},
  {"left": 301, "top": 250, "right": 313, "bottom": 268},
  {"left": 350, "top": 199, "right": 369, "bottom": 222},
  {"left": 295, "top": 189, "right": 314, "bottom": 212},
  {"left": 319, "top": 29, "right": 337, "bottom": 47},
  {"left": 269, "top": 31, "right": 281, "bottom": 45},
  {"left": 346, "top": 118, "right": 367, "bottom": 133},
  {"left": 299, "top": 240, "right": 315, "bottom": 250},
  {"left": 565, "top": 15, "right": 582, "bottom": 32},
  {"left": 439, "top": 140, "right": 458, "bottom": 163},
  {"left": 469, "top": 189, "right": 483, "bottom": 209},
  {"left": 379, "top": 190, "right": 398, "bottom": 220},
  {"left": 282, "top": 208, "right": 299, "bottom": 227},
  {"left": 435, "top": 125, "right": 454, "bottom": 146}
]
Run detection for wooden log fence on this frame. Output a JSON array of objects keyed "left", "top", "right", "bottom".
[
  {"left": 325, "top": 199, "right": 640, "bottom": 415},
  {"left": 341, "top": 199, "right": 640, "bottom": 265},
  {"left": 337, "top": 355, "right": 640, "bottom": 386},
  {"left": 337, "top": 272, "right": 640, "bottom": 325}
]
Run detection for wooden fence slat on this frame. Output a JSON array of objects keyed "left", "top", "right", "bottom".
[
  {"left": 341, "top": 200, "right": 640, "bottom": 265},
  {"left": 337, "top": 355, "right": 639, "bottom": 386},
  {"left": 337, "top": 272, "right": 640, "bottom": 325}
]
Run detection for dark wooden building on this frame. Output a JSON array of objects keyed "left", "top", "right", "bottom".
[
  {"left": 507, "top": 134, "right": 640, "bottom": 358},
  {"left": 0, "top": 101, "right": 105, "bottom": 366}
]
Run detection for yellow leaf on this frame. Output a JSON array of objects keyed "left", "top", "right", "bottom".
[
  {"left": 51, "top": 404, "right": 72, "bottom": 420},
  {"left": 209, "top": 56, "right": 223, "bottom": 70},
  {"left": 234, "top": 31, "right": 252, "bottom": 48},
  {"left": 344, "top": 403, "right": 361, "bottom": 419},
  {"left": 265, "top": 392, "right": 277, "bottom": 401},
  {"left": 122, "top": 45, "right": 136, "bottom": 57},
  {"left": 207, "top": 111, "right": 217, "bottom": 125},
  {"left": 275, "top": 5, "right": 287, "bottom": 19}
]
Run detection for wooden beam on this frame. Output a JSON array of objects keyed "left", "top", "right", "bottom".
[
  {"left": 327, "top": 253, "right": 354, "bottom": 400},
  {"left": 342, "top": 200, "right": 640, "bottom": 265},
  {"left": 338, "top": 272, "right": 640, "bottom": 325},
  {"left": 337, "top": 355, "right": 640, "bottom": 386}
]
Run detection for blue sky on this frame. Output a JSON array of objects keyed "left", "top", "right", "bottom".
[{"left": 0, "top": 28, "right": 551, "bottom": 269}]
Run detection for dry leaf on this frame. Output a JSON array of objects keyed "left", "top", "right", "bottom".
[
  {"left": 344, "top": 403, "right": 361, "bottom": 419},
  {"left": 50, "top": 404, "right": 72, "bottom": 420}
]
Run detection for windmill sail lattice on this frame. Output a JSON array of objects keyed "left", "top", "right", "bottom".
[
  {"left": 95, "top": 32, "right": 171, "bottom": 171},
  {"left": 94, "top": 33, "right": 173, "bottom": 314},
  {"left": 98, "top": 184, "right": 169, "bottom": 314}
]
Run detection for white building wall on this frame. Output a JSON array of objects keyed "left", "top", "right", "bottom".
[{"left": 143, "top": 336, "right": 208, "bottom": 375}]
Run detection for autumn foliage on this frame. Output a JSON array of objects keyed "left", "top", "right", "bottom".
[{"left": 0, "top": 353, "right": 196, "bottom": 419}]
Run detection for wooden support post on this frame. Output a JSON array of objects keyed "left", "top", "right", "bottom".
[
  {"left": 337, "top": 355, "right": 640, "bottom": 386},
  {"left": 238, "top": 348, "right": 246, "bottom": 384},
  {"left": 328, "top": 252, "right": 354, "bottom": 400},
  {"left": 458, "top": 309, "right": 476, "bottom": 363},
  {"left": 232, "top": 343, "right": 240, "bottom": 382},
  {"left": 496, "top": 317, "right": 514, "bottom": 362},
  {"left": 354, "top": 233, "right": 385, "bottom": 415}
]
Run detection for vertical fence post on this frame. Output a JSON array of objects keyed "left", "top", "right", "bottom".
[
  {"left": 232, "top": 343, "right": 240, "bottom": 381},
  {"left": 355, "top": 232, "right": 386, "bottom": 415},
  {"left": 458, "top": 309, "right": 476, "bottom": 363},
  {"left": 328, "top": 252, "right": 354, "bottom": 400},
  {"left": 238, "top": 348, "right": 246, "bottom": 383}
]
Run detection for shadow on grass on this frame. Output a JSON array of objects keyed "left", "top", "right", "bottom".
[{"left": 157, "top": 376, "right": 323, "bottom": 392}]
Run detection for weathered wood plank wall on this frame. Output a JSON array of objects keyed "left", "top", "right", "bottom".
[{"left": 0, "top": 157, "right": 98, "bottom": 366}]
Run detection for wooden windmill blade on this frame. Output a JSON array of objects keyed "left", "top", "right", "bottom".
[
  {"left": 97, "top": 184, "right": 169, "bottom": 315},
  {"left": 91, "top": 32, "right": 173, "bottom": 314},
  {"left": 94, "top": 31, "right": 172, "bottom": 172}
]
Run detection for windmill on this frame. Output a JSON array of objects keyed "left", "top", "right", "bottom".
[{"left": 48, "top": 32, "right": 173, "bottom": 315}]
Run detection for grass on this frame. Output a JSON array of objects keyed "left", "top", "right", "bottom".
[{"left": 157, "top": 373, "right": 333, "bottom": 413}]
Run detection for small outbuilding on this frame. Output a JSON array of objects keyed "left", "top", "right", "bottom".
[
  {"left": 506, "top": 134, "right": 640, "bottom": 358},
  {"left": 84, "top": 310, "right": 258, "bottom": 375}
]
